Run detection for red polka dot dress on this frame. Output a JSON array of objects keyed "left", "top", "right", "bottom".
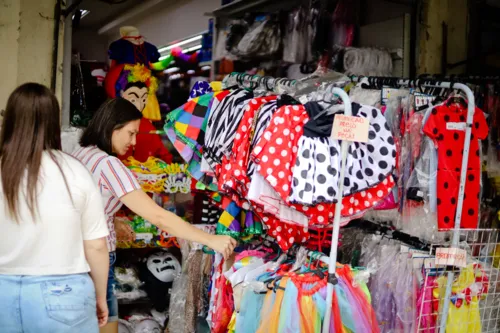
[{"left": 423, "top": 104, "right": 488, "bottom": 229}]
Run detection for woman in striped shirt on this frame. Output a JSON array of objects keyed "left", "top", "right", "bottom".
[{"left": 73, "top": 98, "right": 236, "bottom": 333}]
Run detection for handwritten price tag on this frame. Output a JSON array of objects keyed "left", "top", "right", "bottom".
[
  {"left": 331, "top": 115, "right": 370, "bottom": 143},
  {"left": 435, "top": 248, "right": 467, "bottom": 268}
]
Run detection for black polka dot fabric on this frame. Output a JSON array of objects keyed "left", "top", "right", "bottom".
[
  {"left": 290, "top": 103, "right": 396, "bottom": 205},
  {"left": 290, "top": 136, "right": 339, "bottom": 204},
  {"left": 343, "top": 104, "right": 396, "bottom": 195}
]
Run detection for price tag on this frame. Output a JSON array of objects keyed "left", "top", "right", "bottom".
[
  {"left": 435, "top": 248, "right": 467, "bottom": 268},
  {"left": 446, "top": 122, "right": 466, "bottom": 131},
  {"left": 299, "top": 95, "right": 309, "bottom": 104},
  {"left": 331, "top": 115, "right": 370, "bottom": 143},
  {"left": 135, "top": 233, "right": 153, "bottom": 242}
]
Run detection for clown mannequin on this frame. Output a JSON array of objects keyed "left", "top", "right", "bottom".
[
  {"left": 118, "top": 81, "right": 172, "bottom": 163},
  {"left": 104, "top": 26, "right": 173, "bottom": 164}
]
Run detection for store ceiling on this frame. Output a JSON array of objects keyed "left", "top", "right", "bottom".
[{"left": 76, "top": 0, "right": 145, "bottom": 29}]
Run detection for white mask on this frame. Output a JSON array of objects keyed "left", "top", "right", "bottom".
[
  {"left": 146, "top": 251, "right": 181, "bottom": 283},
  {"left": 134, "top": 319, "right": 162, "bottom": 333},
  {"left": 118, "top": 320, "right": 133, "bottom": 333}
]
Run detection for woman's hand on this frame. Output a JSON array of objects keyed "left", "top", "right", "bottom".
[
  {"left": 207, "top": 235, "right": 237, "bottom": 259},
  {"left": 121, "top": 190, "right": 239, "bottom": 257},
  {"left": 96, "top": 297, "right": 109, "bottom": 327}
]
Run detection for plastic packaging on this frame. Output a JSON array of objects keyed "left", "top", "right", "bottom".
[
  {"left": 233, "top": 16, "right": 281, "bottom": 58},
  {"left": 115, "top": 267, "right": 147, "bottom": 301},
  {"left": 166, "top": 239, "right": 190, "bottom": 333}
]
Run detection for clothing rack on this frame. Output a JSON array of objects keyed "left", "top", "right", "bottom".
[
  {"left": 346, "top": 219, "right": 431, "bottom": 251},
  {"left": 321, "top": 87, "right": 352, "bottom": 333},
  {"left": 220, "top": 72, "right": 478, "bottom": 332},
  {"left": 417, "top": 73, "right": 500, "bottom": 84},
  {"left": 221, "top": 72, "right": 351, "bottom": 332},
  {"left": 350, "top": 75, "right": 476, "bottom": 333},
  {"left": 222, "top": 72, "right": 298, "bottom": 91}
]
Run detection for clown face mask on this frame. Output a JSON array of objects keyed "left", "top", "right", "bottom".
[
  {"left": 146, "top": 251, "right": 181, "bottom": 283},
  {"left": 121, "top": 82, "right": 148, "bottom": 112}
]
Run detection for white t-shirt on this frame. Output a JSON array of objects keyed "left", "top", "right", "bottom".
[
  {"left": 0, "top": 151, "right": 109, "bottom": 275},
  {"left": 72, "top": 146, "right": 140, "bottom": 252}
]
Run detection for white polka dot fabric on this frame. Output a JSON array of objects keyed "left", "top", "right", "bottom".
[
  {"left": 290, "top": 103, "right": 396, "bottom": 205},
  {"left": 289, "top": 136, "right": 341, "bottom": 204}
]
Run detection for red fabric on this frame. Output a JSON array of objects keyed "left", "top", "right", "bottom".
[
  {"left": 218, "top": 96, "right": 277, "bottom": 206},
  {"left": 104, "top": 64, "right": 124, "bottom": 98},
  {"left": 252, "top": 104, "right": 396, "bottom": 226},
  {"left": 211, "top": 265, "right": 234, "bottom": 333},
  {"left": 423, "top": 104, "right": 488, "bottom": 229},
  {"left": 119, "top": 118, "right": 173, "bottom": 164}
]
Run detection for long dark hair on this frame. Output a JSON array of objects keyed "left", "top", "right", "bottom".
[
  {"left": 80, "top": 98, "right": 142, "bottom": 155},
  {"left": 0, "top": 83, "right": 66, "bottom": 221}
]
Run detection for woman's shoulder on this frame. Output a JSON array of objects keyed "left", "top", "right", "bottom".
[{"left": 72, "top": 146, "right": 119, "bottom": 168}]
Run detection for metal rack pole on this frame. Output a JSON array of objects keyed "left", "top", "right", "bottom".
[
  {"left": 307, "top": 251, "right": 330, "bottom": 265},
  {"left": 388, "top": 79, "right": 475, "bottom": 332},
  {"left": 334, "top": 77, "right": 475, "bottom": 332},
  {"left": 434, "top": 82, "right": 475, "bottom": 333},
  {"left": 356, "top": 77, "right": 476, "bottom": 332},
  {"left": 322, "top": 88, "right": 352, "bottom": 333}
]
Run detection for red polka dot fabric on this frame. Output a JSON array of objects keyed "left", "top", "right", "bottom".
[
  {"left": 196, "top": 93, "right": 400, "bottom": 251},
  {"left": 252, "top": 104, "right": 310, "bottom": 201},
  {"left": 423, "top": 104, "right": 488, "bottom": 229},
  {"left": 246, "top": 103, "right": 397, "bottom": 248},
  {"left": 219, "top": 96, "right": 277, "bottom": 199}
]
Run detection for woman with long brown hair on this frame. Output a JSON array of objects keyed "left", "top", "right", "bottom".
[
  {"left": 74, "top": 97, "right": 237, "bottom": 333},
  {"left": 0, "top": 83, "right": 110, "bottom": 332}
]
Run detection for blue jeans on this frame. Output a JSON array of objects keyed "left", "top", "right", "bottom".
[
  {"left": 0, "top": 274, "right": 98, "bottom": 333},
  {"left": 107, "top": 251, "right": 118, "bottom": 322}
]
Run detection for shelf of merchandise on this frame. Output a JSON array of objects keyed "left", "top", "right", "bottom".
[
  {"left": 206, "top": 0, "right": 301, "bottom": 81},
  {"left": 118, "top": 297, "right": 152, "bottom": 306}
]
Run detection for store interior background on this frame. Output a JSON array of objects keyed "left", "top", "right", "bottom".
[
  {"left": 71, "top": 0, "right": 500, "bottom": 122},
  {"left": 1, "top": 0, "right": 497, "bottom": 331},
  {"left": 66, "top": 0, "right": 500, "bottom": 329}
]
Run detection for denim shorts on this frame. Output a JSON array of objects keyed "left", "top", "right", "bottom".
[
  {"left": 107, "top": 251, "right": 119, "bottom": 322},
  {"left": 0, "top": 273, "right": 98, "bottom": 333}
]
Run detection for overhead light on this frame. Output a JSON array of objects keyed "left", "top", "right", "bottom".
[
  {"left": 184, "top": 45, "right": 202, "bottom": 53},
  {"left": 164, "top": 67, "right": 180, "bottom": 74},
  {"left": 201, "top": 66, "right": 211, "bottom": 71},
  {"left": 73, "top": 9, "right": 90, "bottom": 20},
  {"left": 169, "top": 73, "right": 183, "bottom": 81},
  {"left": 187, "top": 70, "right": 195, "bottom": 75},
  {"left": 158, "top": 35, "right": 203, "bottom": 53}
]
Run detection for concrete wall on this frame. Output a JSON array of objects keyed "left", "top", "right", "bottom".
[
  {"left": 0, "top": 0, "right": 63, "bottom": 109},
  {"left": 418, "top": 0, "right": 468, "bottom": 75}
]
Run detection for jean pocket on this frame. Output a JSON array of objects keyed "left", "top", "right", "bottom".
[{"left": 40, "top": 276, "right": 91, "bottom": 326}]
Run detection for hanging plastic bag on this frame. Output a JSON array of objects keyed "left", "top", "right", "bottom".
[{"left": 233, "top": 15, "right": 281, "bottom": 58}]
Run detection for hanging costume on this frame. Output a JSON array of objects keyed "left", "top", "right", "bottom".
[
  {"left": 104, "top": 27, "right": 174, "bottom": 164},
  {"left": 423, "top": 104, "right": 488, "bottom": 229}
]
